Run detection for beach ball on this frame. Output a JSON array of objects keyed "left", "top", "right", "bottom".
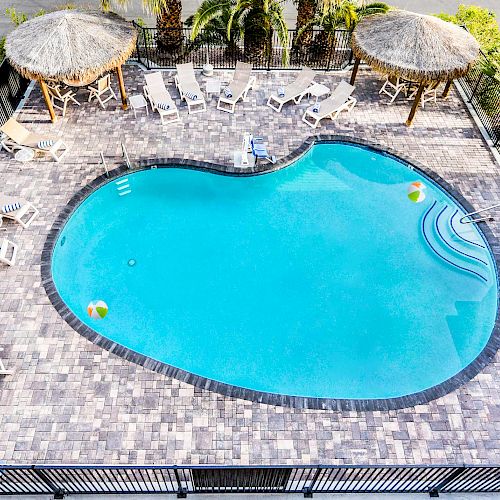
[
  {"left": 87, "top": 300, "right": 108, "bottom": 319},
  {"left": 407, "top": 181, "right": 426, "bottom": 203}
]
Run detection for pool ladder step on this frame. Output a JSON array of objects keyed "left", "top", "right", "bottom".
[
  {"left": 116, "top": 178, "right": 131, "bottom": 196},
  {"left": 421, "top": 201, "right": 489, "bottom": 283}
]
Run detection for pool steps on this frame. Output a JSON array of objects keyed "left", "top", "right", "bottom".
[
  {"left": 421, "top": 201, "right": 489, "bottom": 283},
  {"left": 115, "top": 178, "right": 131, "bottom": 196}
]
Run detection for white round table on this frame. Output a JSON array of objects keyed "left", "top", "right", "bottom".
[{"left": 14, "top": 147, "right": 35, "bottom": 164}]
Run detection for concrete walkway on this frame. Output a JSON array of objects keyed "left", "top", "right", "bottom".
[{"left": 0, "top": 0, "right": 498, "bottom": 36}]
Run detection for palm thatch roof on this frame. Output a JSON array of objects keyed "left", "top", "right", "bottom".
[
  {"left": 5, "top": 10, "right": 137, "bottom": 82},
  {"left": 351, "top": 10, "right": 480, "bottom": 83}
]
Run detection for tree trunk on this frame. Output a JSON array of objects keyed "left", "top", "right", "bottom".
[
  {"left": 156, "top": 0, "right": 183, "bottom": 51},
  {"left": 243, "top": 14, "right": 270, "bottom": 64},
  {"left": 295, "top": 0, "right": 316, "bottom": 46}
]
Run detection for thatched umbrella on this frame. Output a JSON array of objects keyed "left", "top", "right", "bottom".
[
  {"left": 349, "top": 10, "right": 480, "bottom": 125},
  {"left": 6, "top": 10, "right": 137, "bottom": 122}
]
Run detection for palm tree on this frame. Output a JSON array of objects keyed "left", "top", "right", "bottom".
[
  {"left": 293, "top": 0, "right": 317, "bottom": 46},
  {"left": 100, "top": 0, "right": 183, "bottom": 51},
  {"left": 187, "top": 0, "right": 244, "bottom": 56},
  {"left": 227, "top": 0, "right": 289, "bottom": 65}
]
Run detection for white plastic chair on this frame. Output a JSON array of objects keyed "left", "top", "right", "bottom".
[
  {"left": 47, "top": 83, "right": 80, "bottom": 117},
  {"left": 0, "top": 238, "right": 17, "bottom": 267},
  {"left": 88, "top": 74, "right": 117, "bottom": 109}
]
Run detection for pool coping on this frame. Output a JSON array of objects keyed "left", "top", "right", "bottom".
[{"left": 40, "top": 135, "right": 500, "bottom": 412}]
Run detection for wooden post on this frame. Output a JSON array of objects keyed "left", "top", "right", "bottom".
[
  {"left": 406, "top": 83, "right": 425, "bottom": 127},
  {"left": 116, "top": 65, "right": 128, "bottom": 110},
  {"left": 39, "top": 80, "right": 56, "bottom": 123},
  {"left": 442, "top": 80, "right": 453, "bottom": 98},
  {"left": 350, "top": 57, "right": 361, "bottom": 86}
]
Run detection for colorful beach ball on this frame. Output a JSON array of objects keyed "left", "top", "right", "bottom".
[
  {"left": 87, "top": 300, "right": 108, "bottom": 319},
  {"left": 407, "top": 181, "right": 426, "bottom": 203}
]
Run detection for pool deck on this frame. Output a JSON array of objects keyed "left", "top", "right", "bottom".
[{"left": 0, "top": 65, "right": 499, "bottom": 465}]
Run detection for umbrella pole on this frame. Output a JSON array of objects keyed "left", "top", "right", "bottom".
[
  {"left": 116, "top": 65, "right": 128, "bottom": 110},
  {"left": 406, "top": 83, "right": 425, "bottom": 126},
  {"left": 350, "top": 57, "right": 361, "bottom": 86},
  {"left": 442, "top": 80, "right": 452, "bottom": 98},
  {"left": 39, "top": 80, "right": 56, "bottom": 123}
]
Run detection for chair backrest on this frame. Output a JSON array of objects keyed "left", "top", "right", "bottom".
[
  {"left": 327, "top": 80, "right": 355, "bottom": 109},
  {"left": 297, "top": 67, "right": 316, "bottom": 85},
  {"left": 47, "top": 83, "right": 65, "bottom": 99},
  {"left": 0, "top": 118, "right": 30, "bottom": 144},
  {"left": 176, "top": 62, "right": 196, "bottom": 83},
  {"left": 144, "top": 72, "right": 167, "bottom": 92},
  {"left": 97, "top": 74, "right": 111, "bottom": 92},
  {"left": 234, "top": 61, "right": 252, "bottom": 82}
]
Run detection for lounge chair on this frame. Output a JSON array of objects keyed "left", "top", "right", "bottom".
[
  {"left": 174, "top": 63, "right": 206, "bottom": 114},
  {"left": 217, "top": 62, "right": 255, "bottom": 114},
  {"left": 251, "top": 136, "right": 276, "bottom": 164},
  {"left": 88, "top": 74, "right": 117, "bottom": 109},
  {"left": 0, "top": 118, "right": 68, "bottom": 162},
  {"left": 0, "top": 239, "right": 17, "bottom": 267},
  {"left": 302, "top": 80, "right": 356, "bottom": 129},
  {"left": 47, "top": 83, "right": 80, "bottom": 117},
  {"left": 143, "top": 72, "right": 180, "bottom": 125},
  {"left": 267, "top": 67, "right": 316, "bottom": 113},
  {"left": 0, "top": 194, "right": 39, "bottom": 228},
  {"left": 0, "top": 347, "right": 13, "bottom": 375}
]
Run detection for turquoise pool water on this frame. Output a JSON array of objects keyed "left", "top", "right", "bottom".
[{"left": 52, "top": 143, "right": 498, "bottom": 400}]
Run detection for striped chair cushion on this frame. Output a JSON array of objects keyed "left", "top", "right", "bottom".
[
  {"left": 157, "top": 102, "right": 170, "bottom": 111},
  {"left": 2, "top": 202, "right": 21, "bottom": 214},
  {"left": 184, "top": 91, "right": 198, "bottom": 101},
  {"left": 37, "top": 140, "right": 55, "bottom": 150},
  {"left": 223, "top": 87, "right": 233, "bottom": 98},
  {"left": 277, "top": 86, "right": 285, "bottom": 98}
]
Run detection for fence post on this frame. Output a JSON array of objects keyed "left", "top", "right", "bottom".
[
  {"left": 428, "top": 466, "right": 467, "bottom": 497},
  {"left": 132, "top": 21, "right": 141, "bottom": 66},
  {"left": 32, "top": 467, "right": 65, "bottom": 498},
  {"left": 302, "top": 466, "right": 322, "bottom": 498},
  {"left": 143, "top": 27, "right": 151, "bottom": 70},
  {"left": 174, "top": 468, "right": 187, "bottom": 498}
]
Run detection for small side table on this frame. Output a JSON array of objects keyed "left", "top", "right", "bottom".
[
  {"left": 205, "top": 78, "right": 221, "bottom": 98},
  {"left": 305, "top": 83, "right": 330, "bottom": 103},
  {"left": 14, "top": 147, "right": 35, "bottom": 164},
  {"left": 129, "top": 94, "right": 149, "bottom": 118}
]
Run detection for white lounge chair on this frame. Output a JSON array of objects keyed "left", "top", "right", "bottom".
[
  {"left": 267, "top": 67, "right": 316, "bottom": 113},
  {"left": 88, "top": 74, "right": 117, "bottom": 109},
  {"left": 174, "top": 63, "right": 206, "bottom": 114},
  {"left": 0, "top": 194, "right": 39, "bottom": 228},
  {"left": 47, "top": 83, "right": 80, "bottom": 117},
  {"left": 302, "top": 80, "right": 356, "bottom": 129},
  {"left": 143, "top": 72, "right": 180, "bottom": 125},
  {"left": 0, "top": 348, "right": 13, "bottom": 375},
  {"left": 0, "top": 239, "right": 17, "bottom": 267},
  {"left": 0, "top": 118, "right": 68, "bottom": 162},
  {"left": 217, "top": 62, "right": 255, "bottom": 114}
]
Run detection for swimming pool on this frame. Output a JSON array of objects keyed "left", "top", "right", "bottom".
[{"left": 48, "top": 140, "right": 499, "bottom": 409}]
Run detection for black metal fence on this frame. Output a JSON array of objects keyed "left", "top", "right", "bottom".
[
  {"left": 0, "top": 464, "right": 499, "bottom": 496},
  {"left": 0, "top": 59, "right": 30, "bottom": 127},
  {"left": 133, "top": 25, "right": 353, "bottom": 71},
  {"left": 458, "top": 51, "right": 500, "bottom": 152}
]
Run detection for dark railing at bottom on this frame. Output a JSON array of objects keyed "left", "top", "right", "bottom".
[{"left": 0, "top": 464, "right": 498, "bottom": 496}]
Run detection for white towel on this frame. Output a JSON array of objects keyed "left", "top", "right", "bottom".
[
  {"left": 312, "top": 103, "right": 320, "bottom": 113},
  {"left": 2, "top": 202, "right": 21, "bottom": 213},
  {"left": 277, "top": 86, "right": 285, "bottom": 98},
  {"left": 223, "top": 87, "right": 233, "bottom": 98},
  {"left": 184, "top": 91, "right": 198, "bottom": 100}
]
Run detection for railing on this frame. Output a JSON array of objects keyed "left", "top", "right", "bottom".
[
  {"left": 132, "top": 25, "right": 353, "bottom": 71},
  {"left": 0, "top": 59, "right": 30, "bottom": 127},
  {"left": 458, "top": 50, "right": 500, "bottom": 153},
  {"left": 0, "top": 464, "right": 498, "bottom": 496}
]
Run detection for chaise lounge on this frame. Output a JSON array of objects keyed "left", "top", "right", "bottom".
[
  {"left": 0, "top": 239, "right": 17, "bottom": 267},
  {"left": 143, "top": 72, "right": 180, "bottom": 125},
  {"left": 267, "top": 67, "right": 316, "bottom": 113},
  {"left": 302, "top": 80, "right": 356, "bottom": 128},
  {"left": 174, "top": 63, "right": 207, "bottom": 114},
  {"left": 0, "top": 118, "right": 68, "bottom": 162},
  {"left": 217, "top": 62, "right": 255, "bottom": 114},
  {"left": 0, "top": 194, "right": 39, "bottom": 228}
]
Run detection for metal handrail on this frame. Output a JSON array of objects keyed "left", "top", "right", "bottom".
[
  {"left": 460, "top": 203, "right": 500, "bottom": 224},
  {"left": 121, "top": 142, "right": 132, "bottom": 169},
  {"left": 99, "top": 151, "right": 109, "bottom": 178}
]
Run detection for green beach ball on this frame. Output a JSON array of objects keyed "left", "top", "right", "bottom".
[{"left": 87, "top": 300, "right": 108, "bottom": 319}]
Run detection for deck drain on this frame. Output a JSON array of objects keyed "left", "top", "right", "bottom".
[
  {"left": 128, "top": 259, "right": 136, "bottom": 267},
  {"left": 60, "top": 236, "right": 66, "bottom": 246}
]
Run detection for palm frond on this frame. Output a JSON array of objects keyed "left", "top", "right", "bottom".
[
  {"left": 268, "top": 1, "right": 289, "bottom": 64},
  {"left": 190, "top": 0, "right": 230, "bottom": 39}
]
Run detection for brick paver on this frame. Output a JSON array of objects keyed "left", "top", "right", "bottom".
[{"left": 0, "top": 65, "right": 498, "bottom": 465}]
